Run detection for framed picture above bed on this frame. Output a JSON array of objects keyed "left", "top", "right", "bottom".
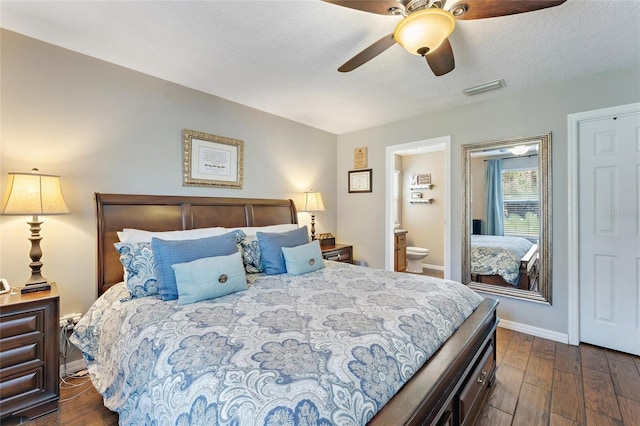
[{"left": 182, "top": 128, "right": 244, "bottom": 189}]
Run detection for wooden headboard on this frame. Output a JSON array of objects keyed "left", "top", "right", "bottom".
[{"left": 95, "top": 193, "right": 298, "bottom": 296}]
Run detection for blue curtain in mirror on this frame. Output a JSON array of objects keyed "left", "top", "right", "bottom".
[{"left": 484, "top": 159, "right": 504, "bottom": 236}]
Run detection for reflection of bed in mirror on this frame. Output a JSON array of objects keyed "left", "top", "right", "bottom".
[{"left": 470, "top": 235, "right": 539, "bottom": 291}]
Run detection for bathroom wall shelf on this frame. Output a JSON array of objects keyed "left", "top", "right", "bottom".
[
  {"left": 410, "top": 198, "right": 434, "bottom": 204},
  {"left": 409, "top": 184, "right": 434, "bottom": 190}
]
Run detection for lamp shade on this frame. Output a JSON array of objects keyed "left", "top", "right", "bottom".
[
  {"left": 393, "top": 9, "right": 456, "bottom": 56},
  {"left": 1, "top": 169, "right": 70, "bottom": 215},
  {"left": 301, "top": 191, "right": 325, "bottom": 213}
]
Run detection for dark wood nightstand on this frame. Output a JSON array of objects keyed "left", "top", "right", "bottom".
[
  {"left": 0, "top": 283, "right": 60, "bottom": 421},
  {"left": 320, "top": 243, "right": 353, "bottom": 264}
]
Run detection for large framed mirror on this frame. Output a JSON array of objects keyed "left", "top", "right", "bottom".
[{"left": 462, "top": 132, "right": 552, "bottom": 303}]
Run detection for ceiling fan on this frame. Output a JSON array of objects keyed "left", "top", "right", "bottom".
[{"left": 324, "top": 0, "right": 567, "bottom": 76}]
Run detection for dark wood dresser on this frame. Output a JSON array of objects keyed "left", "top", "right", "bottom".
[{"left": 0, "top": 283, "right": 60, "bottom": 421}]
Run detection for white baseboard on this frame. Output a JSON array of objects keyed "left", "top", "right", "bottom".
[
  {"left": 422, "top": 263, "right": 444, "bottom": 271},
  {"left": 498, "top": 318, "right": 569, "bottom": 344},
  {"left": 60, "top": 358, "right": 87, "bottom": 377}
]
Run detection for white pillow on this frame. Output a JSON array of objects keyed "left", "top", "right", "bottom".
[
  {"left": 117, "top": 227, "right": 228, "bottom": 243},
  {"left": 231, "top": 223, "right": 298, "bottom": 236}
]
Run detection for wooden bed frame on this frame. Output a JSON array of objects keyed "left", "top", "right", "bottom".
[
  {"left": 95, "top": 193, "right": 498, "bottom": 426},
  {"left": 472, "top": 244, "right": 539, "bottom": 291}
]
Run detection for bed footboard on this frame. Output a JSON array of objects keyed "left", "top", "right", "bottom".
[{"left": 368, "top": 297, "right": 499, "bottom": 426}]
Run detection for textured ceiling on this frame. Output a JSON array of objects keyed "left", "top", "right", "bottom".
[{"left": 1, "top": 0, "right": 639, "bottom": 134}]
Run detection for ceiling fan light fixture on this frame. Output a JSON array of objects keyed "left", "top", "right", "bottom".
[
  {"left": 509, "top": 145, "right": 530, "bottom": 156},
  {"left": 393, "top": 8, "right": 455, "bottom": 56}
]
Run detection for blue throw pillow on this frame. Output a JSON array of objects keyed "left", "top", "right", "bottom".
[
  {"left": 282, "top": 240, "right": 325, "bottom": 275},
  {"left": 235, "top": 230, "right": 263, "bottom": 273},
  {"left": 152, "top": 231, "right": 238, "bottom": 301},
  {"left": 172, "top": 252, "right": 248, "bottom": 305},
  {"left": 114, "top": 242, "right": 158, "bottom": 298},
  {"left": 257, "top": 226, "right": 309, "bottom": 275}
]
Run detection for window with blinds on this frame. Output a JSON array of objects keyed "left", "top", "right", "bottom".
[{"left": 502, "top": 169, "right": 539, "bottom": 238}]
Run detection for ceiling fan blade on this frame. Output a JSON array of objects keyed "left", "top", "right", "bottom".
[
  {"left": 338, "top": 33, "right": 396, "bottom": 72},
  {"left": 449, "top": 0, "right": 567, "bottom": 20},
  {"left": 322, "top": 0, "right": 405, "bottom": 15},
  {"left": 425, "top": 38, "right": 455, "bottom": 76}
]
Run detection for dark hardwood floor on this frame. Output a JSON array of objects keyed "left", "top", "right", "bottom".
[
  {"left": 3, "top": 328, "right": 639, "bottom": 425},
  {"left": 476, "top": 328, "right": 640, "bottom": 425}
]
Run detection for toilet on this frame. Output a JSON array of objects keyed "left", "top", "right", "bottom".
[{"left": 406, "top": 246, "right": 429, "bottom": 274}]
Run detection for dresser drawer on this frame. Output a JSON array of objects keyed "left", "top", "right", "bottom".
[
  {"left": 0, "top": 343, "right": 43, "bottom": 377},
  {"left": 0, "top": 367, "right": 45, "bottom": 406},
  {"left": 0, "top": 311, "right": 42, "bottom": 340},
  {"left": 458, "top": 340, "right": 495, "bottom": 426},
  {"left": 1, "top": 286, "right": 59, "bottom": 421}
]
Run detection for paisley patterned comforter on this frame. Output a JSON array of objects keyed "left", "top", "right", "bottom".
[
  {"left": 71, "top": 262, "right": 483, "bottom": 425},
  {"left": 471, "top": 235, "right": 534, "bottom": 284}
]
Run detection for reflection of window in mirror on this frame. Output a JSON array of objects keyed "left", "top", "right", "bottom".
[{"left": 502, "top": 160, "right": 539, "bottom": 242}]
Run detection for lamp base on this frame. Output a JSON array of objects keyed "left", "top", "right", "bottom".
[{"left": 21, "top": 282, "right": 51, "bottom": 294}]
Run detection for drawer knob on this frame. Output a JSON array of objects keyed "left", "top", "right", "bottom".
[
  {"left": 218, "top": 274, "right": 228, "bottom": 284},
  {"left": 477, "top": 370, "right": 487, "bottom": 385}
]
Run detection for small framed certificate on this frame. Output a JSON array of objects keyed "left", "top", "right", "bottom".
[
  {"left": 354, "top": 147, "right": 368, "bottom": 169},
  {"left": 348, "top": 169, "right": 372, "bottom": 193}
]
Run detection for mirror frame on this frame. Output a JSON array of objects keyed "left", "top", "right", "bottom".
[{"left": 461, "top": 132, "right": 552, "bottom": 304}]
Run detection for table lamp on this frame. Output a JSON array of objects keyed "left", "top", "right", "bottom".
[
  {"left": 301, "top": 190, "right": 325, "bottom": 241},
  {"left": 0, "top": 168, "right": 70, "bottom": 293}
]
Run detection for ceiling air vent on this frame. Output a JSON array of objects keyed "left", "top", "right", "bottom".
[{"left": 463, "top": 79, "right": 506, "bottom": 96}]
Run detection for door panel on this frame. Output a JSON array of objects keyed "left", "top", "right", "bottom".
[{"left": 579, "top": 112, "right": 640, "bottom": 355}]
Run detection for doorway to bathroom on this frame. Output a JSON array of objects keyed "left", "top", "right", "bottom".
[{"left": 385, "top": 136, "right": 451, "bottom": 278}]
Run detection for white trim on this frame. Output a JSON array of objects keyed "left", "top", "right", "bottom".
[
  {"left": 385, "top": 136, "right": 452, "bottom": 278},
  {"left": 422, "top": 263, "right": 444, "bottom": 271},
  {"left": 60, "top": 357, "right": 87, "bottom": 377},
  {"left": 567, "top": 102, "right": 640, "bottom": 347},
  {"left": 498, "top": 318, "right": 568, "bottom": 344}
]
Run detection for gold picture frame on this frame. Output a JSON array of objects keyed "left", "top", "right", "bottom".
[{"left": 182, "top": 129, "right": 244, "bottom": 189}]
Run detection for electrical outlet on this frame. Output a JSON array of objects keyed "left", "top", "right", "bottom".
[{"left": 60, "top": 312, "right": 83, "bottom": 330}]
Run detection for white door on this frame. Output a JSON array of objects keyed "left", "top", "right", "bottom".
[{"left": 578, "top": 111, "right": 640, "bottom": 355}]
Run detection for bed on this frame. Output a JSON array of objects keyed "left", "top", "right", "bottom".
[
  {"left": 71, "top": 193, "right": 498, "bottom": 426},
  {"left": 470, "top": 235, "right": 538, "bottom": 291}
]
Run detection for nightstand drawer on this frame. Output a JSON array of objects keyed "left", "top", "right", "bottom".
[
  {"left": 1, "top": 284, "right": 59, "bottom": 421},
  {"left": 323, "top": 250, "right": 351, "bottom": 263},
  {"left": 321, "top": 244, "right": 353, "bottom": 264},
  {"left": 0, "top": 367, "right": 45, "bottom": 405},
  {"left": 0, "top": 311, "right": 42, "bottom": 340},
  {"left": 0, "top": 343, "right": 43, "bottom": 377}
]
